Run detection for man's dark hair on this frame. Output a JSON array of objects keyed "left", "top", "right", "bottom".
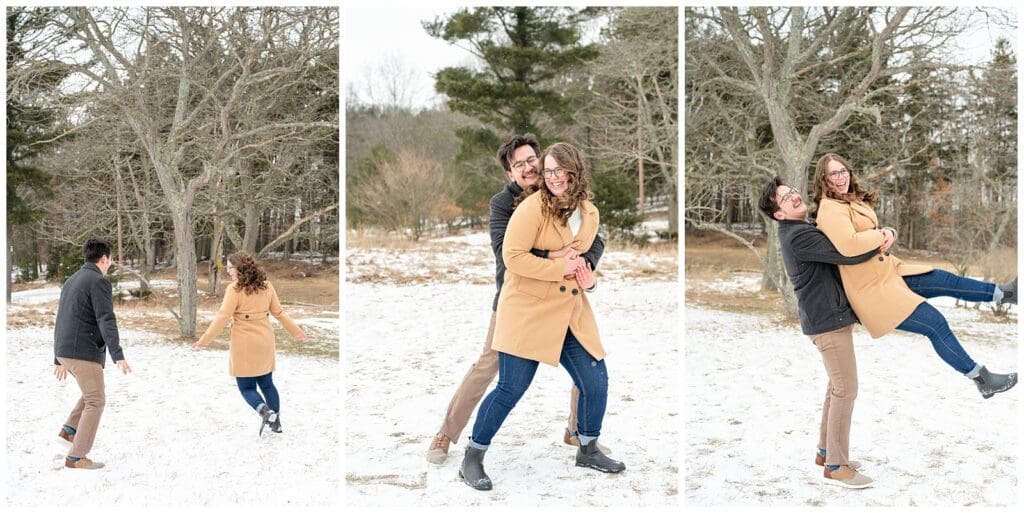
[
  {"left": 496, "top": 133, "right": 541, "bottom": 172},
  {"left": 83, "top": 238, "right": 112, "bottom": 263},
  {"left": 758, "top": 176, "right": 784, "bottom": 221}
]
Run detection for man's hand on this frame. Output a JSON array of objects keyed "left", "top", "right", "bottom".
[
  {"left": 575, "top": 261, "right": 596, "bottom": 290},
  {"left": 548, "top": 241, "right": 581, "bottom": 260},
  {"left": 115, "top": 360, "right": 132, "bottom": 375},
  {"left": 54, "top": 365, "right": 67, "bottom": 382}
]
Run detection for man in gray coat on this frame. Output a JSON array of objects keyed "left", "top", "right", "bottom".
[
  {"left": 53, "top": 238, "right": 132, "bottom": 469},
  {"left": 759, "top": 177, "right": 877, "bottom": 489},
  {"left": 426, "top": 133, "right": 606, "bottom": 464}
]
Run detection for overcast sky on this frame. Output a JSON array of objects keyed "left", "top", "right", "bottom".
[
  {"left": 342, "top": 7, "right": 471, "bottom": 110},
  {"left": 342, "top": 7, "right": 1016, "bottom": 110}
]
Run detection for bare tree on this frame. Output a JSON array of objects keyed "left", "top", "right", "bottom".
[
  {"left": 351, "top": 149, "right": 457, "bottom": 241},
  {"left": 686, "top": 7, "right": 986, "bottom": 313},
  {"left": 12, "top": 7, "right": 338, "bottom": 336}
]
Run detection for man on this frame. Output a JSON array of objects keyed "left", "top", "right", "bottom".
[
  {"left": 758, "top": 176, "right": 877, "bottom": 489},
  {"left": 53, "top": 238, "right": 132, "bottom": 469},
  {"left": 426, "top": 133, "right": 606, "bottom": 463}
]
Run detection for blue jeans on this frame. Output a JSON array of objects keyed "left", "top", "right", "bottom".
[
  {"left": 470, "top": 330, "right": 608, "bottom": 447},
  {"left": 896, "top": 270, "right": 995, "bottom": 374},
  {"left": 236, "top": 372, "right": 280, "bottom": 412}
]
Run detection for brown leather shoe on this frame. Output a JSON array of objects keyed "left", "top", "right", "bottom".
[
  {"left": 58, "top": 428, "right": 75, "bottom": 444},
  {"left": 426, "top": 433, "right": 451, "bottom": 465},
  {"left": 823, "top": 465, "right": 873, "bottom": 489},
  {"left": 815, "top": 451, "right": 861, "bottom": 470},
  {"left": 563, "top": 429, "right": 612, "bottom": 454},
  {"left": 65, "top": 456, "right": 104, "bottom": 470}
]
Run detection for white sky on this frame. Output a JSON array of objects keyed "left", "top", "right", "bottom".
[
  {"left": 343, "top": 6, "right": 1015, "bottom": 110},
  {"left": 342, "top": 7, "right": 472, "bottom": 109}
]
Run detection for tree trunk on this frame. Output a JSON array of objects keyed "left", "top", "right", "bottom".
[
  {"left": 6, "top": 226, "right": 13, "bottom": 304},
  {"left": 172, "top": 209, "right": 199, "bottom": 338},
  {"left": 209, "top": 215, "right": 224, "bottom": 295}
]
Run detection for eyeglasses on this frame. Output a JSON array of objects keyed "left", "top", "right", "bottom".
[
  {"left": 780, "top": 187, "right": 800, "bottom": 205},
  {"left": 511, "top": 155, "right": 538, "bottom": 172},
  {"left": 542, "top": 167, "right": 569, "bottom": 178},
  {"left": 828, "top": 168, "right": 850, "bottom": 179}
]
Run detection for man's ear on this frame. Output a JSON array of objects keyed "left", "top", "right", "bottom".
[
  {"left": 774, "top": 211, "right": 784, "bottom": 221},
  {"left": 505, "top": 170, "right": 513, "bottom": 182}
]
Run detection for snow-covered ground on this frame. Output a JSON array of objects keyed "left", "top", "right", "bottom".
[
  {"left": 5, "top": 327, "right": 339, "bottom": 507},
  {"left": 6, "top": 281, "right": 339, "bottom": 507},
  {"left": 686, "top": 280, "right": 1018, "bottom": 506},
  {"left": 344, "top": 238, "right": 679, "bottom": 506}
]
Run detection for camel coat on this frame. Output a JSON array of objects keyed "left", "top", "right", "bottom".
[
  {"left": 816, "top": 197, "right": 932, "bottom": 338},
  {"left": 492, "top": 192, "right": 603, "bottom": 366},
  {"left": 196, "top": 281, "right": 303, "bottom": 377}
]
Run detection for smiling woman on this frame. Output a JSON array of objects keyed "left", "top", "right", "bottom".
[{"left": 811, "top": 154, "right": 1018, "bottom": 396}]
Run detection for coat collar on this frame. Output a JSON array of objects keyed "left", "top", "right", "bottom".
[
  {"left": 81, "top": 262, "right": 102, "bottom": 275},
  {"left": 848, "top": 200, "right": 879, "bottom": 227},
  {"left": 553, "top": 200, "right": 599, "bottom": 247}
]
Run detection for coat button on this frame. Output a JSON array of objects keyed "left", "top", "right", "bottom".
[
  {"left": 885, "top": 252, "right": 891, "bottom": 256},
  {"left": 245, "top": 314, "right": 249, "bottom": 319},
  {"left": 878, "top": 256, "right": 884, "bottom": 262},
  {"left": 560, "top": 285, "right": 566, "bottom": 293},
  {"left": 572, "top": 288, "right": 579, "bottom": 296}
]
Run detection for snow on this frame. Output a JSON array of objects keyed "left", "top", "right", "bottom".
[
  {"left": 9, "top": 286, "right": 62, "bottom": 305},
  {"left": 345, "top": 238, "right": 679, "bottom": 506},
  {"left": 5, "top": 327, "right": 339, "bottom": 507},
  {"left": 435, "top": 231, "right": 491, "bottom": 246},
  {"left": 685, "top": 277, "right": 1017, "bottom": 506},
  {"left": 6, "top": 278, "right": 340, "bottom": 507}
]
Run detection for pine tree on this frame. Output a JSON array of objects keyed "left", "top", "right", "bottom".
[{"left": 424, "top": 7, "right": 599, "bottom": 217}]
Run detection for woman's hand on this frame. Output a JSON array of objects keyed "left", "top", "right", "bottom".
[
  {"left": 53, "top": 365, "right": 67, "bottom": 381},
  {"left": 296, "top": 331, "right": 309, "bottom": 341},
  {"left": 562, "top": 253, "right": 580, "bottom": 275},
  {"left": 879, "top": 228, "right": 895, "bottom": 253},
  {"left": 192, "top": 338, "right": 209, "bottom": 349},
  {"left": 574, "top": 261, "right": 596, "bottom": 290}
]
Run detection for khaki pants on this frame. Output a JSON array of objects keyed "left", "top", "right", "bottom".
[
  {"left": 811, "top": 325, "right": 858, "bottom": 466},
  {"left": 57, "top": 357, "right": 106, "bottom": 459},
  {"left": 439, "top": 312, "right": 579, "bottom": 442}
]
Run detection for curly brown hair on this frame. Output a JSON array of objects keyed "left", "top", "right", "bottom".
[
  {"left": 517, "top": 142, "right": 593, "bottom": 223},
  {"left": 227, "top": 251, "right": 268, "bottom": 295},
  {"left": 812, "top": 153, "right": 878, "bottom": 209}
]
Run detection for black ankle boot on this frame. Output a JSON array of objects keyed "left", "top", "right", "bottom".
[
  {"left": 575, "top": 438, "right": 625, "bottom": 473},
  {"left": 257, "top": 404, "right": 278, "bottom": 436},
  {"left": 972, "top": 366, "right": 1018, "bottom": 399},
  {"left": 270, "top": 415, "right": 282, "bottom": 433},
  {"left": 998, "top": 278, "right": 1017, "bottom": 305},
  {"left": 459, "top": 446, "right": 492, "bottom": 491}
]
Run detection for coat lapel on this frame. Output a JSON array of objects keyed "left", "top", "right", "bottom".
[
  {"left": 575, "top": 201, "right": 599, "bottom": 249},
  {"left": 850, "top": 201, "right": 878, "bottom": 228}
]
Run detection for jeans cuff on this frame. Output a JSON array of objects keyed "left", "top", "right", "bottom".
[
  {"left": 467, "top": 438, "right": 489, "bottom": 450},
  {"left": 965, "top": 363, "right": 983, "bottom": 378}
]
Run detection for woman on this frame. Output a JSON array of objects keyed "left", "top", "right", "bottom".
[
  {"left": 459, "top": 142, "right": 625, "bottom": 491},
  {"left": 812, "top": 153, "right": 1017, "bottom": 401},
  {"left": 194, "top": 252, "right": 307, "bottom": 435}
]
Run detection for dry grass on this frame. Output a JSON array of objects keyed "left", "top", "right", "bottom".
[
  {"left": 7, "top": 258, "right": 339, "bottom": 359},
  {"left": 684, "top": 229, "right": 1017, "bottom": 314}
]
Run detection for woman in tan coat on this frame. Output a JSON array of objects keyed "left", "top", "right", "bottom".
[
  {"left": 458, "top": 142, "right": 624, "bottom": 492},
  {"left": 194, "top": 252, "right": 306, "bottom": 434},
  {"left": 813, "top": 153, "right": 1016, "bottom": 400}
]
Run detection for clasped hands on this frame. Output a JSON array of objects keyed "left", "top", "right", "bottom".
[
  {"left": 878, "top": 227, "right": 896, "bottom": 253},
  {"left": 548, "top": 241, "right": 596, "bottom": 290}
]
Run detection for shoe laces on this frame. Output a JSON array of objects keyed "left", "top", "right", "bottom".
[{"left": 431, "top": 434, "right": 449, "bottom": 449}]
